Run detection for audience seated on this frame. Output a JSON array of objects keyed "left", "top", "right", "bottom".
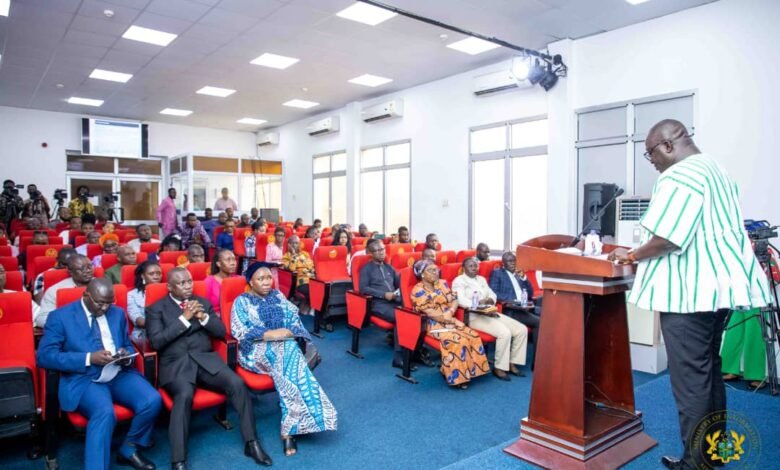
[
  {"left": 128, "top": 224, "right": 160, "bottom": 254},
  {"left": 397, "top": 226, "right": 411, "bottom": 244},
  {"left": 184, "top": 244, "right": 205, "bottom": 265},
  {"left": 410, "top": 259, "right": 489, "bottom": 389},
  {"left": 424, "top": 233, "right": 440, "bottom": 251},
  {"left": 146, "top": 268, "right": 271, "bottom": 468},
  {"left": 243, "top": 220, "right": 266, "bottom": 272},
  {"left": 421, "top": 248, "right": 436, "bottom": 263},
  {"left": 452, "top": 258, "right": 528, "bottom": 381},
  {"left": 238, "top": 214, "right": 251, "bottom": 228},
  {"left": 76, "top": 231, "right": 100, "bottom": 255},
  {"left": 0, "top": 264, "right": 41, "bottom": 322},
  {"left": 127, "top": 261, "right": 163, "bottom": 341},
  {"left": 249, "top": 208, "right": 259, "bottom": 223},
  {"left": 200, "top": 208, "right": 218, "bottom": 240},
  {"left": 205, "top": 249, "right": 238, "bottom": 316},
  {"left": 303, "top": 226, "right": 320, "bottom": 251},
  {"left": 475, "top": 243, "right": 490, "bottom": 262},
  {"left": 33, "top": 247, "right": 77, "bottom": 302},
  {"left": 105, "top": 246, "right": 137, "bottom": 285},
  {"left": 231, "top": 264, "right": 337, "bottom": 456},
  {"left": 281, "top": 235, "right": 315, "bottom": 310},
  {"left": 178, "top": 213, "right": 210, "bottom": 249},
  {"left": 357, "top": 223, "right": 371, "bottom": 238},
  {"left": 38, "top": 255, "right": 95, "bottom": 327},
  {"left": 216, "top": 219, "right": 235, "bottom": 251},
  {"left": 36, "top": 278, "right": 162, "bottom": 470},
  {"left": 264, "top": 226, "right": 285, "bottom": 287},
  {"left": 91, "top": 234, "right": 119, "bottom": 268},
  {"left": 150, "top": 235, "right": 182, "bottom": 263},
  {"left": 59, "top": 216, "right": 81, "bottom": 244},
  {"left": 17, "top": 231, "right": 48, "bottom": 271},
  {"left": 489, "top": 252, "right": 540, "bottom": 341},
  {"left": 331, "top": 228, "right": 353, "bottom": 272}
]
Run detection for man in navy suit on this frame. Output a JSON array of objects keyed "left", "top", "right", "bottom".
[
  {"left": 37, "top": 278, "right": 161, "bottom": 470},
  {"left": 489, "top": 252, "right": 541, "bottom": 343}
]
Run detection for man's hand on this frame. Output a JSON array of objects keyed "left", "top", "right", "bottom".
[
  {"left": 181, "top": 300, "right": 200, "bottom": 321},
  {"left": 116, "top": 348, "right": 134, "bottom": 367},
  {"left": 383, "top": 292, "right": 396, "bottom": 301},
  {"left": 90, "top": 350, "right": 114, "bottom": 366},
  {"left": 607, "top": 248, "right": 633, "bottom": 264}
]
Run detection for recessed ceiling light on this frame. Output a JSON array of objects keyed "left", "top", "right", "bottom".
[
  {"left": 446, "top": 37, "right": 500, "bottom": 55},
  {"left": 336, "top": 2, "right": 396, "bottom": 26},
  {"left": 348, "top": 74, "right": 393, "bottom": 88},
  {"left": 0, "top": 0, "right": 8, "bottom": 17},
  {"left": 160, "top": 108, "right": 192, "bottom": 117},
  {"left": 625, "top": 0, "right": 651, "bottom": 4},
  {"left": 196, "top": 86, "right": 236, "bottom": 98},
  {"left": 250, "top": 53, "right": 299, "bottom": 70},
  {"left": 122, "top": 25, "right": 177, "bottom": 47},
  {"left": 56, "top": 83, "right": 64, "bottom": 88},
  {"left": 67, "top": 97, "right": 104, "bottom": 107},
  {"left": 89, "top": 68, "right": 133, "bottom": 83},
  {"left": 283, "top": 99, "right": 319, "bottom": 109},
  {"left": 237, "top": 118, "right": 267, "bottom": 125}
]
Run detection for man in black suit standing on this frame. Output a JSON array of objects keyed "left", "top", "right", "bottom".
[{"left": 146, "top": 267, "right": 271, "bottom": 470}]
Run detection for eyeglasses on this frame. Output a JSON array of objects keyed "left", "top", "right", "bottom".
[{"left": 643, "top": 133, "right": 693, "bottom": 162}]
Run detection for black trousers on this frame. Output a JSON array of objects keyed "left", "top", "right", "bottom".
[
  {"left": 504, "top": 306, "right": 541, "bottom": 344},
  {"left": 372, "top": 299, "right": 403, "bottom": 363},
  {"left": 164, "top": 364, "right": 257, "bottom": 463},
  {"left": 661, "top": 310, "right": 728, "bottom": 469}
]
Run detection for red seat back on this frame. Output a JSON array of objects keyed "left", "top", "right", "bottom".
[
  {"left": 456, "top": 250, "right": 476, "bottom": 263},
  {"left": 4, "top": 271, "right": 23, "bottom": 291},
  {"left": 74, "top": 236, "right": 87, "bottom": 247},
  {"left": 439, "top": 263, "right": 462, "bottom": 286},
  {"left": 313, "top": 245, "right": 350, "bottom": 282},
  {"left": 54, "top": 223, "right": 68, "bottom": 232},
  {"left": 351, "top": 237, "right": 369, "bottom": 249},
  {"left": 18, "top": 229, "right": 57, "bottom": 238},
  {"left": 43, "top": 269, "right": 70, "bottom": 291},
  {"left": 300, "top": 238, "right": 314, "bottom": 255},
  {"left": 145, "top": 281, "right": 207, "bottom": 307},
  {"left": 160, "top": 263, "right": 175, "bottom": 279},
  {"left": 350, "top": 255, "right": 371, "bottom": 291},
  {"left": 140, "top": 243, "right": 160, "bottom": 254},
  {"left": 0, "top": 237, "right": 7, "bottom": 246},
  {"left": 435, "top": 250, "right": 456, "bottom": 266},
  {"left": 186, "top": 262, "right": 212, "bottom": 281},
  {"left": 253, "top": 234, "right": 271, "bottom": 262},
  {"left": 0, "top": 292, "right": 37, "bottom": 402},
  {"left": 0, "top": 246, "right": 11, "bottom": 256},
  {"left": 0, "top": 256, "right": 19, "bottom": 271},
  {"left": 319, "top": 237, "right": 333, "bottom": 247},
  {"left": 26, "top": 244, "right": 70, "bottom": 276},
  {"left": 398, "top": 267, "right": 418, "bottom": 310},
  {"left": 390, "top": 252, "right": 421, "bottom": 271},
  {"left": 21, "top": 237, "right": 61, "bottom": 253},
  {"left": 478, "top": 260, "right": 502, "bottom": 281},
  {"left": 213, "top": 226, "right": 225, "bottom": 240},
  {"left": 34, "top": 256, "right": 58, "bottom": 279},
  {"left": 385, "top": 244, "right": 413, "bottom": 263},
  {"left": 102, "top": 252, "right": 146, "bottom": 271},
  {"left": 219, "top": 277, "right": 249, "bottom": 338},
  {"left": 55, "top": 286, "right": 85, "bottom": 308},
  {"left": 233, "top": 229, "right": 254, "bottom": 258},
  {"left": 85, "top": 244, "right": 101, "bottom": 259},
  {"left": 159, "top": 251, "right": 189, "bottom": 267},
  {"left": 414, "top": 242, "right": 441, "bottom": 252}
]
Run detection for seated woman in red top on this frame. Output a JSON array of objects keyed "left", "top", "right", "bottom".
[{"left": 205, "top": 248, "right": 238, "bottom": 314}]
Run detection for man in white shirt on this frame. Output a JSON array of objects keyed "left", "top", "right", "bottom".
[
  {"left": 38, "top": 255, "right": 95, "bottom": 327},
  {"left": 127, "top": 224, "right": 160, "bottom": 253},
  {"left": 75, "top": 231, "right": 100, "bottom": 256},
  {"left": 59, "top": 214, "right": 80, "bottom": 244},
  {"left": 0, "top": 264, "right": 41, "bottom": 323}
]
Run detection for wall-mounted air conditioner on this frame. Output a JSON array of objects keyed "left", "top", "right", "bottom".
[
  {"left": 361, "top": 98, "right": 403, "bottom": 123},
  {"left": 257, "top": 132, "right": 279, "bottom": 146},
  {"left": 306, "top": 116, "right": 340, "bottom": 136},
  {"left": 616, "top": 196, "right": 650, "bottom": 248},
  {"left": 473, "top": 70, "right": 529, "bottom": 96}
]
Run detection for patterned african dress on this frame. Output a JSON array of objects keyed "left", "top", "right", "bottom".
[
  {"left": 231, "top": 290, "right": 337, "bottom": 436},
  {"left": 411, "top": 280, "right": 489, "bottom": 386},
  {"left": 281, "top": 252, "right": 315, "bottom": 287}
]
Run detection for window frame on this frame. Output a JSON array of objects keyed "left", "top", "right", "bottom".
[
  {"left": 312, "top": 150, "right": 348, "bottom": 227},
  {"left": 359, "top": 139, "right": 412, "bottom": 235}
]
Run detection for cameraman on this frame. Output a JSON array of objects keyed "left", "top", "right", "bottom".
[
  {"left": 0, "top": 179, "right": 24, "bottom": 230},
  {"left": 68, "top": 185, "right": 95, "bottom": 217},
  {"left": 23, "top": 184, "right": 52, "bottom": 224}
]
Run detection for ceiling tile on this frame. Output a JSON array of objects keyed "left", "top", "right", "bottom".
[
  {"left": 215, "top": 0, "right": 285, "bottom": 20},
  {"left": 17, "top": 0, "right": 82, "bottom": 15},
  {"left": 133, "top": 11, "right": 194, "bottom": 35},
  {"left": 63, "top": 29, "right": 116, "bottom": 48},
  {"left": 8, "top": 2, "right": 75, "bottom": 27},
  {"left": 101, "top": 0, "right": 153, "bottom": 9},
  {"left": 145, "top": 0, "right": 214, "bottom": 23},
  {"left": 78, "top": 0, "right": 142, "bottom": 24},
  {"left": 287, "top": 0, "right": 353, "bottom": 13},
  {"left": 71, "top": 15, "right": 130, "bottom": 37},
  {"left": 198, "top": 7, "right": 261, "bottom": 32}
]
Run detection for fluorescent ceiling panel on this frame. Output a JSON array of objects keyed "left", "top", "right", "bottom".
[
  {"left": 283, "top": 99, "right": 319, "bottom": 109},
  {"left": 197, "top": 86, "right": 236, "bottom": 97},
  {"left": 89, "top": 69, "right": 133, "bottom": 83},
  {"left": 122, "top": 25, "right": 177, "bottom": 47},
  {"left": 626, "top": 0, "right": 651, "bottom": 4},
  {"left": 67, "top": 97, "right": 104, "bottom": 107},
  {"left": 237, "top": 118, "right": 267, "bottom": 125},
  {"left": 348, "top": 74, "right": 393, "bottom": 87},
  {"left": 446, "top": 37, "right": 500, "bottom": 55},
  {"left": 336, "top": 2, "right": 396, "bottom": 26},
  {"left": 250, "top": 53, "right": 300, "bottom": 70},
  {"left": 160, "top": 108, "right": 192, "bottom": 116}
]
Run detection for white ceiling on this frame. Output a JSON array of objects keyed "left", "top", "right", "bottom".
[{"left": 0, "top": 0, "right": 717, "bottom": 131}]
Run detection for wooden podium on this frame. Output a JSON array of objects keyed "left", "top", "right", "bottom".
[{"left": 503, "top": 235, "right": 656, "bottom": 469}]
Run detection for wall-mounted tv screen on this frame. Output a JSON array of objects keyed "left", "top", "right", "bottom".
[{"left": 81, "top": 118, "right": 149, "bottom": 158}]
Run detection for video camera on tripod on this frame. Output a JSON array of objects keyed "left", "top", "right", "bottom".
[{"left": 744, "top": 219, "right": 778, "bottom": 265}]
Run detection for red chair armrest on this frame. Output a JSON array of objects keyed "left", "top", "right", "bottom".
[
  {"left": 345, "top": 290, "right": 371, "bottom": 329},
  {"left": 309, "top": 279, "right": 326, "bottom": 311},
  {"left": 131, "top": 338, "right": 158, "bottom": 387},
  {"left": 211, "top": 337, "right": 238, "bottom": 369},
  {"left": 394, "top": 306, "right": 424, "bottom": 351}
]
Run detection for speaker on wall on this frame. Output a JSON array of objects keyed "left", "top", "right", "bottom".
[{"left": 582, "top": 183, "right": 619, "bottom": 236}]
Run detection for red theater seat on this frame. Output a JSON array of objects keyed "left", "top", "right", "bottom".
[
  {"left": 139, "top": 242, "right": 160, "bottom": 254},
  {"left": 186, "top": 262, "right": 211, "bottom": 281},
  {"left": 414, "top": 242, "right": 441, "bottom": 252},
  {"left": 384, "top": 244, "right": 413, "bottom": 263},
  {"left": 456, "top": 249, "right": 476, "bottom": 263},
  {"left": 232, "top": 228, "right": 254, "bottom": 260},
  {"left": 390, "top": 252, "right": 421, "bottom": 271},
  {"left": 26, "top": 244, "right": 70, "bottom": 280},
  {"left": 158, "top": 251, "right": 189, "bottom": 267},
  {"left": 0, "top": 245, "right": 11, "bottom": 256},
  {"left": 299, "top": 238, "right": 314, "bottom": 255},
  {"left": 42, "top": 266, "right": 105, "bottom": 293},
  {"left": 101, "top": 252, "right": 147, "bottom": 271},
  {"left": 346, "top": 255, "right": 395, "bottom": 359},
  {"left": 435, "top": 250, "right": 456, "bottom": 266},
  {"left": 308, "top": 245, "right": 351, "bottom": 336},
  {"left": 4, "top": 271, "right": 24, "bottom": 291},
  {"left": 0, "top": 256, "right": 19, "bottom": 271},
  {"left": 33, "top": 256, "right": 58, "bottom": 281}
]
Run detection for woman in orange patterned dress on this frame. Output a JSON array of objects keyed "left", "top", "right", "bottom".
[{"left": 410, "top": 259, "right": 489, "bottom": 389}]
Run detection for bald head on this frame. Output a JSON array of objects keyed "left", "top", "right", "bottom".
[
  {"left": 84, "top": 278, "right": 115, "bottom": 317},
  {"left": 645, "top": 119, "right": 699, "bottom": 173},
  {"left": 87, "top": 277, "right": 114, "bottom": 298}
]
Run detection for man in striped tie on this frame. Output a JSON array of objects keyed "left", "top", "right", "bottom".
[{"left": 609, "top": 119, "right": 770, "bottom": 470}]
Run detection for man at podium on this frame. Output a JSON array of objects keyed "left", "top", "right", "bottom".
[{"left": 609, "top": 120, "right": 770, "bottom": 469}]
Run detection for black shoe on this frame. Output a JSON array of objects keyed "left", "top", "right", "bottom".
[
  {"left": 117, "top": 451, "right": 155, "bottom": 470},
  {"left": 282, "top": 436, "right": 297, "bottom": 456},
  {"left": 245, "top": 440, "right": 272, "bottom": 466},
  {"left": 493, "top": 369, "right": 511, "bottom": 381},
  {"left": 508, "top": 366, "right": 526, "bottom": 377},
  {"left": 414, "top": 349, "right": 435, "bottom": 367},
  {"left": 661, "top": 456, "right": 685, "bottom": 469},
  {"left": 171, "top": 462, "right": 186, "bottom": 470},
  {"left": 392, "top": 360, "right": 417, "bottom": 371}
]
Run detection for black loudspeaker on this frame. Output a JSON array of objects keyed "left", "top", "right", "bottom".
[
  {"left": 259, "top": 208, "right": 280, "bottom": 223},
  {"left": 582, "top": 183, "right": 619, "bottom": 236}
]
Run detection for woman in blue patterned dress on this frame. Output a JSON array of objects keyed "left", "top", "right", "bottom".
[{"left": 231, "top": 263, "right": 337, "bottom": 456}]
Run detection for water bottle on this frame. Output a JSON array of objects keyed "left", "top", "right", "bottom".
[
  {"left": 471, "top": 291, "right": 479, "bottom": 309},
  {"left": 519, "top": 288, "right": 528, "bottom": 307}
]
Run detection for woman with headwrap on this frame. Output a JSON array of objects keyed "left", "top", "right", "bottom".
[
  {"left": 410, "top": 259, "right": 489, "bottom": 389},
  {"left": 230, "top": 263, "right": 337, "bottom": 456}
]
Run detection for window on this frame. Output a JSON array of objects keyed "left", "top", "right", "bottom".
[
  {"left": 359, "top": 141, "right": 411, "bottom": 235},
  {"left": 469, "top": 117, "right": 548, "bottom": 252},
  {"left": 240, "top": 160, "right": 283, "bottom": 211},
  {"left": 312, "top": 152, "right": 347, "bottom": 227}
]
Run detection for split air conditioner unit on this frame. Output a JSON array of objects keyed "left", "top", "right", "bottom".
[
  {"left": 473, "top": 70, "right": 530, "bottom": 96},
  {"left": 615, "top": 196, "right": 651, "bottom": 248},
  {"left": 256, "top": 131, "right": 279, "bottom": 146},
  {"left": 361, "top": 98, "right": 403, "bottom": 123},
  {"left": 306, "top": 116, "right": 340, "bottom": 136}
]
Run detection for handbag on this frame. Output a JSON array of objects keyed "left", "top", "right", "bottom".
[{"left": 296, "top": 338, "right": 321, "bottom": 371}]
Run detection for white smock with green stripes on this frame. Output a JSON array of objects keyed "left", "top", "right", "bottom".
[{"left": 627, "top": 153, "right": 770, "bottom": 313}]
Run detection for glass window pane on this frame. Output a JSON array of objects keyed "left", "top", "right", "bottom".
[
  {"left": 511, "top": 155, "right": 548, "bottom": 247},
  {"left": 360, "top": 171, "right": 384, "bottom": 234},
  {"left": 313, "top": 178, "right": 330, "bottom": 226},
  {"left": 361, "top": 147, "right": 383, "bottom": 169},
  {"left": 386, "top": 142, "right": 410, "bottom": 165},
  {"left": 69, "top": 178, "right": 114, "bottom": 216},
  {"left": 385, "top": 168, "right": 410, "bottom": 236},
  {"left": 511, "top": 119, "right": 548, "bottom": 149},
  {"left": 470, "top": 126, "right": 506, "bottom": 154},
  {"left": 313, "top": 156, "right": 330, "bottom": 174},
  {"left": 577, "top": 144, "right": 626, "bottom": 229},
  {"left": 243, "top": 175, "right": 283, "bottom": 210},
  {"left": 192, "top": 178, "right": 206, "bottom": 212},
  {"left": 578, "top": 106, "right": 627, "bottom": 141},
  {"left": 331, "top": 153, "right": 347, "bottom": 172},
  {"left": 265, "top": 178, "right": 282, "bottom": 211},
  {"left": 634, "top": 141, "right": 657, "bottom": 197},
  {"left": 118, "top": 158, "right": 161, "bottom": 175},
  {"left": 169, "top": 159, "right": 180, "bottom": 174},
  {"left": 472, "top": 159, "right": 505, "bottom": 250},
  {"left": 240, "top": 175, "right": 256, "bottom": 211},
  {"left": 67, "top": 155, "right": 114, "bottom": 173},
  {"left": 120, "top": 181, "right": 159, "bottom": 221},
  {"left": 331, "top": 175, "right": 347, "bottom": 226},
  {"left": 204, "top": 175, "right": 239, "bottom": 211}
]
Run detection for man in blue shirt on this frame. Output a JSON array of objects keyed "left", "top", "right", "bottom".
[
  {"left": 216, "top": 219, "right": 235, "bottom": 251},
  {"left": 200, "top": 208, "right": 218, "bottom": 239}
]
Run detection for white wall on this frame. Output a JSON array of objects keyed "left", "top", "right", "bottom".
[
  {"left": 0, "top": 106, "right": 257, "bottom": 203},
  {"left": 262, "top": 61, "right": 547, "bottom": 248}
]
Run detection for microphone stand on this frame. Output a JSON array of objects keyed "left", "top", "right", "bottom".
[{"left": 570, "top": 188, "right": 624, "bottom": 247}]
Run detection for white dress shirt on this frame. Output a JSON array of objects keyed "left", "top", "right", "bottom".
[
  {"left": 169, "top": 294, "right": 210, "bottom": 328},
  {"left": 452, "top": 274, "right": 497, "bottom": 309},
  {"left": 83, "top": 299, "right": 117, "bottom": 365},
  {"left": 506, "top": 269, "right": 525, "bottom": 301}
]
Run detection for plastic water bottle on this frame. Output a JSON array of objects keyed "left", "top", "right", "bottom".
[
  {"left": 471, "top": 291, "right": 479, "bottom": 309},
  {"left": 519, "top": 288, "right": 528, "bottom": 307}
]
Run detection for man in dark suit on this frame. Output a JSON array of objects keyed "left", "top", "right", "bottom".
[
  {"left": 146, "top": 267, "right": 271, "bottom": 470},
  {"left": 489, "top": 252, "right": 540, "bottom": 342},
  {"left": 37, "top": 278, "right": 161, "bottom": 470}
]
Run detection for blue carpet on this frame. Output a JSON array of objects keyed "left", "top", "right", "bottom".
[{"left": 0, "top": 316, "right": 776, "bottom": 469}]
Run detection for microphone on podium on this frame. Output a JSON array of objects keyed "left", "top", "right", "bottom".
[{"left": 570, "top": 187, "right": 625, "bottom": 247}]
